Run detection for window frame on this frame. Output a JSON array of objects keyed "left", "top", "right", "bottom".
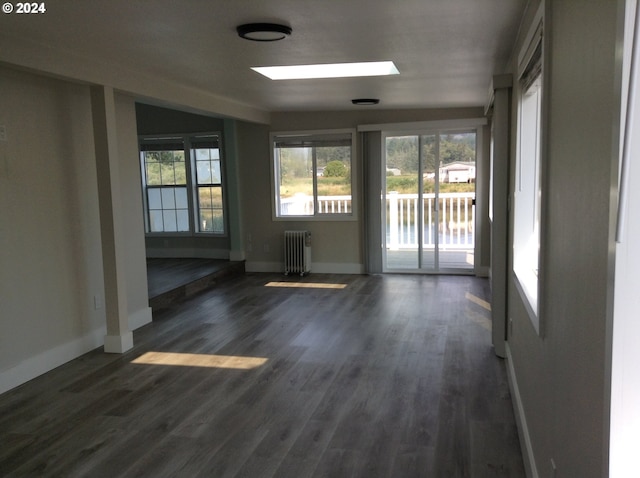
[
  {"left": 270, "top": 129, "right": 358, "bottom": 221},
  {"left": 513, "top": 5, "right": 545, "bottom": 334},
  {"left": 139, "top": 132, "right": 227, "bottom": 237},
  {"left": 191, "top": 135, "right": 226, "bottom": 235}
]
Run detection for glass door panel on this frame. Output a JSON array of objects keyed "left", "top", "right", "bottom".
[
  {"left": 384, "top": 130, "right": 476, "bottom": 273},
  {"left": 385, "top": 135, "right": 419, "bottom": 269},
  {"left": 438, "top": 132, "right": 476, "bottom": 270}
]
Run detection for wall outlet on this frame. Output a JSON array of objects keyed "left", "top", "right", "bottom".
[{"left": 94, "top": 295, "right": 103, "bottom": 310}]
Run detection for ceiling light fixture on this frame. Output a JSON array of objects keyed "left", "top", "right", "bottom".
[
  {"left": 252, "top": 61, "right": 400, "bottom": 80},
  {"left": 352, "top": 98, "right": 380, "bottom": 106},
  {"left": 237, "top": 23, "right": 292, "bottom": 42}
]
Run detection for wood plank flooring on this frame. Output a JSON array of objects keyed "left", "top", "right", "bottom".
[{"left": 0, "top": 273, "right": 524, "bottom": 477}]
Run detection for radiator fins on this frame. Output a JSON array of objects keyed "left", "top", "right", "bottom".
[{"left": 284, "top": 230, "right": 311, "bottom": 276}]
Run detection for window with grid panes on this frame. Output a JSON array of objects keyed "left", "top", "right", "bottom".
[{"left": 139, "top": 134, "right": 225, "bottom": 235}]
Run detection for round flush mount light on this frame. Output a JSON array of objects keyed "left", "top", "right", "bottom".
[
  {"left": 237, "top": 23, "right": 292, "bottom": 42},
  {"left": 352, "top": 98, "right": 380, "bottom": 106}
]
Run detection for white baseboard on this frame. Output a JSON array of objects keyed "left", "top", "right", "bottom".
[
  {"left": 0, "top": 308, "right": 151, "bottom": 395},
  {"left": 0, "top": 326, "right": 106, "bottom": 395},
  {"left": 245, "top": 261, "right": 364, "bottom": 274},
  {"left": 310, "top": 262, "right": 365, "bottom": 274},
  {"left": 229, "top": 250, "right": 246, "bottom": 261},
  {"left": 104, "top": 331, "right": 134, "bottom": 354},
  {"left": 129, "top": 307, "right": 152, "bottom": 330},
  {"left": 505, "top": 343, "right": 539, "bottom": 478}
]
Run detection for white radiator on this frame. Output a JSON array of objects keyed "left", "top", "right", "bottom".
[{"left": 284, "top": 230, "right": 311, "bottom": 276}]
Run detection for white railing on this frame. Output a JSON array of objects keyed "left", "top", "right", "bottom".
[
  {"left": 280, "top": 194, "right": 352, "bottom": 215},
  {"left": 279, "top": 192, "right": 475, "bottom": 250},
  {"left": 387, "top": 192, "right": 474, "bottom": 250}
]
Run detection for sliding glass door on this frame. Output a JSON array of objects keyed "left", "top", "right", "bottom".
[{"left": 383, "top": 130, "right": 476, "bottom": 273}]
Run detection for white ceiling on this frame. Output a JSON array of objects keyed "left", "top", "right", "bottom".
[{"left": 0, "top": 0, "right": 528, "bottom": 114}]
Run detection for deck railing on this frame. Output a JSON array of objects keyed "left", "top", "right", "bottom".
[
  {"left": 387, "top": 192, "right": 475, "bottom": 250},
  {"left": 280, "top": 194, "right": 352, "bottom": 216},
  {"left": 279, "top": 192, "right": 475, "bottom": 250}
]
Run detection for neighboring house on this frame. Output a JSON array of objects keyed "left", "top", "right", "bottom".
[{"left": 439, "top": 161, "right": 476, "bottom": 183}]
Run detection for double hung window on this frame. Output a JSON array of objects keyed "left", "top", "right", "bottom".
[{"left": 140, "top": 133, "right": 225, "bottom": 234}]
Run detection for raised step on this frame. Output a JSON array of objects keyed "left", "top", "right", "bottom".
[{"left": 147, "top": 259, "right": 245, "bottom": 311}]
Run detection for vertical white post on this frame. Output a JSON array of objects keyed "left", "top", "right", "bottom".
[
  {"left": 442, "top": 196, "right": 447, "bottom": 246},
  {"left": 414, "top": 197, "right": 419, "bottom": 246},
  {"left": 428, "top": 198, "right": 433, "bottom": 245},
  {"left": 389, "top": 191, "right": 399, "bottom": 250},
  {"left": 91, "top": 85, "right": 133, "bottom": 354},
  {"left": 465, "top": 197, "right": 470, "bottom": 244},
  {"left": 457, "top": 196, "right": 461, "bottom": 244}
]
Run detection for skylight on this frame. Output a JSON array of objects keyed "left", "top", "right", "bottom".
[{"left": 251, "top": 61, "right": 400, "bottom": 80}]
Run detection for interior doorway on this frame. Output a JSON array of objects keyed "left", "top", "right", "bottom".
[{"left": 383, "top": 130, "right": 477, "bottom": 273}]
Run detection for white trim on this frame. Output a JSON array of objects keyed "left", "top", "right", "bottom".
[
  {"left": 104, "top": 332, "right": 134, "bottom": 354},
  {"left": 0, "top": 326, "right": 107, "bottom": 395},
  {"left": 245, "top": 261, "right": 364, "bottom": 274},
  {"left": 129, "top": 307, "right": 153, "bottom": 330},
  {"left": 270, "top": 128, "right": 358, "bottom": 221},
  {"left": 506, "top": 343, "right": 539, "bottom": 478},
  {"left": 229, "top": 250, "right": 246, "bottom": 261},
  {"left": 310, "top": 262, "right": 365, "bottom": 274},
  {"left": 357, "top": 117, "right": 487, "bottom": 133}
]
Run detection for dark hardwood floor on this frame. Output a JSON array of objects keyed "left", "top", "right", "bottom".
[{"left": 0, "top": 273, "right": 524, "bottom": 477}]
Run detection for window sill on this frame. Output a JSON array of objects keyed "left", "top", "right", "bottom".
[{"left": 513, "top": 267, "right": 540, "bottom": 335}]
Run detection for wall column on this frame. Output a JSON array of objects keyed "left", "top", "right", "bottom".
[
  {"left": 224, "top": 119, "right": 245, "bottom": 261},
  {"left": 91, "top": 85, "right": 133, "bottom": 353},
  {"left": 488, "top": 74, "right": 512, "bottom": 358}
]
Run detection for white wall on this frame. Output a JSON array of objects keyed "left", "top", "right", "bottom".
[
  {"left": 0, "top": 67, "right": 151, "bottom": 393},
  {"left": 239, "top": 107, "right": 488, "bottom": 274},
  {"left": 237, "top": 116, "right": 364, "bottom": 274},
  {"left": 0, "top": 66, "right": 106, "bottom": 393},
  {"left": 506, "top": 1, "right": 622, "bottom": 476}
]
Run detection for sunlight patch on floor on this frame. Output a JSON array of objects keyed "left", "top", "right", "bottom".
[
  {"left": 465, "top": 292, "right": 491, "bottom": 311},
  {"left": 265, "top": 281, "right": 347, "bottom": 289},
  {"left": 466, "top": 307, "right": 492, "bottom": 331},
  {"left": 131, "top": 352, "right": 268, "bottom": 369}
]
